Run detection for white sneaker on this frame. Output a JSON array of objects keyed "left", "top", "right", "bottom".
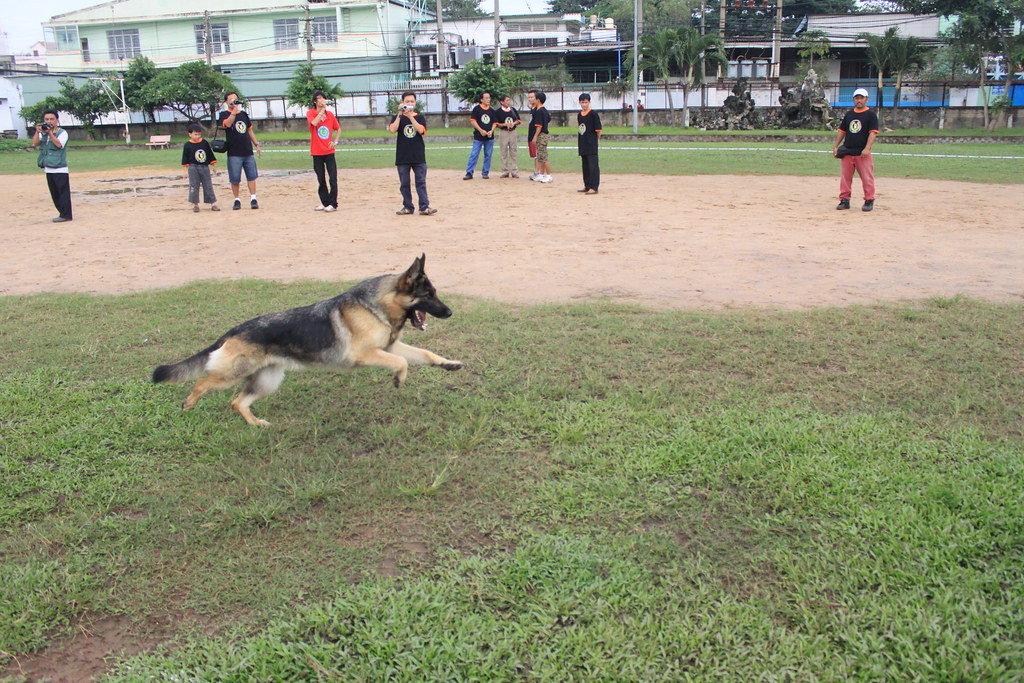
[
  {"left": 538, "top": 174, "right": 552, "bottom": 183},
  {"left": 529, "top": 173, "right": 539, "bottom": 181},
  {"left": 324, "top": 205, "right": 336, "bottom": 213},
  {"left": 314, "top": 205, "right": 326, "bottom": 211}
]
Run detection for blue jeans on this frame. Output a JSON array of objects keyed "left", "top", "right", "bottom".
[
  {"left": 226, "top": 155, "right": 258, "bottom": 185},
  {"left": 465, "top": 138, "right": 494, "bottom": 176},
  {"left": 397, "top": 163, "right": 429, "bottom": 211}
]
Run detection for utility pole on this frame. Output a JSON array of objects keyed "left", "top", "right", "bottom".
[
  {"left": 632, "top": 0, "right": 641, "bottom": 132},
  {"left": 203, "top": 11, "right": 212, "bottom": 65},
  {"left": 718, "top": 0, "right": 726, "bottom": 80},
  {"left": 494, "top": 0, "right": 501, "bottom": 68},
  {"left": 436, "top": 0, "right": 449, "bottom": 127},
  {"left": 305, "top": 5, "right": 313, "bottom": 65},
  {"left": 771, "top": 0, "right": 782, "bottom": 79},
  {"left": 699, "top": 1, "right": 706, "bottom": 107}
]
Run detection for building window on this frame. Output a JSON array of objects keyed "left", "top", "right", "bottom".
[
  {"left": 312, "top": 16, "right": 338, "bottom": 44},
  {"left": 48, "top": 25, "right": 79, "bottom": 50},
  {"left": 106, "top": 29, "right": 141, "bottom": 60},
  {"left": 273, "top": 19, "right": 300, "bottom": 50},
  {"left": 195, "top": 22, "right": 230, "bottom": 55},
  {"left": 81, "top": 38, "right": 90, "bottom": 62},
  {"left": 507, "top": 37, "right": 558, "bottom": 48},
  {"left": 341, "top": 8, "right": 352, "bottom": 32}
]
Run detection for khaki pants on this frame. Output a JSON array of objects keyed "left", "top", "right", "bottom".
[{"left": 498, "top": 128, "right": 519, "bottom": 176}]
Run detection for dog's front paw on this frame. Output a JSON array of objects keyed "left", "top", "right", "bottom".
[{"left": 438, "top": 361, "right": 463, "bottom": 371}]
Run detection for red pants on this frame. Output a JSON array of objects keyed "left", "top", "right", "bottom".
[{"left": 838, "top": 154, "right": 875, "bottom": 201}]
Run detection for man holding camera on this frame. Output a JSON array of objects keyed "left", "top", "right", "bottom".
[
  {"left": 33, "top": 109, "right": 72, "bottom": 222},
  {"left": 217, "top": 92, "right": 262, "bottom": 210},
  {"left": 388, "top": 91, "right": 436, "bottom": 216}
]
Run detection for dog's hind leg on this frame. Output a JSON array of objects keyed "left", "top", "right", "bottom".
[
  {"left": 230, "top": 365, "right": 286, "bottom": 427},
  {"left": 182, "top": 373, "right": 238, "bottom": 413}
]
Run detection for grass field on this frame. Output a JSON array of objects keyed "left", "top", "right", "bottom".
[
  {"left": 2, "top": 138, "right": 1023, "bottom": 679},
  {"left": 1, "top": 135, "right": 1022, "bottom": 184},
  {"left": 1, "top": 285, "right": 1022, "bottom": 679}
]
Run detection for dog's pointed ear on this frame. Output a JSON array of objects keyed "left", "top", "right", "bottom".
[{"left": 398, "top": 254, "right": 425, "bottom": 292}]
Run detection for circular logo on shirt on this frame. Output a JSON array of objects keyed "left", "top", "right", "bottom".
[
  {"left": 481, "top": 113, "right": 491, "bottom": 125},
  {"left": 505, "top": 116, "right": 515, "bottom": 126},
  {"left": 578, "top": 123, "right": 587, "bottom": 135},
  {"left": 403, "top": 124, "right": 417, "bottom": 138},
  {"left": 317, "top": 125, "right": 330, "bottom": 140},
  {"left": 234, "top": 121, "right": 247, "bottom": 134},
  {"left": 195, "top": 149, "right": 207, "bottom": 163},
  {"left": 849, "top": 120, "right": 862, "bottom": 134}
]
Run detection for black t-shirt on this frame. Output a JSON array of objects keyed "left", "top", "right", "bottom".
[
  {"left": 217, "top": 110, "right": 254, "bottom": 157},
  {"left": 498, "top": 106, "right": 520, "bottom": 131},
  {"left": 470, "top": 104, "right": 496, "bottom": 141},
  {"left": 181, "top": 139, "right": 217, "bottom": 166},
  {"left": 838, "top": 107, "right": 879, "bottom": 154},
  {"left": 393, "top": 113, "right": 427, "bottom": 165},
  {"left": 531, "top": 107, "right": 551, "bottom": 138},
  {"left": 577, "top": 110, "right": 602, "bottom": 156}
]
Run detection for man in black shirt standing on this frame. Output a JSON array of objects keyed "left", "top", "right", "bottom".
[
  {"left": 833, "top": 88, "right": 879, "bottom": 212},
  {"left": 463, "top": 91, "right": 495, "bottom": 180},
  {"left": 389, "top": 92, "right": 437, "bottom": 216},
  {"left": 217, "top": 92, "right": 262, "bottom": 210},
  {"left": 576, "top": 93, "right": 602, "bottom": 194}
]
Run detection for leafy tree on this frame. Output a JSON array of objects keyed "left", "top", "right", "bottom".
[
  {"left": 122, "top": 56, "right": 162, "bottom": 122},
  {"left": 632, "top": 29, "right": 681, "bottom": 123},
  {"left": 673, "top": 27, "right": 727, "bottom": 127},
  {"left": 18, "top": 97, "right": 64, "bottom": 127},
  {"left": 596, "top": 0, "right": 696, "bottom": 41},
  {"left": 442, "top": 0, "right": 484, "bottom": 18},
  {"left": 893, "top": 0, "right": 1023, "bottom": 126},
  {"left": 47, "top": 77, "right": 116, "bottom": 138},
  {"left": 446, "top": 59, "right": 527, "bottom": 105},
  {"left": 285, "top": 63, "right": 345, "bottom": 109},
  {"left": 549, "top": 0, "right": 600, "bottom": 13},
  {"left": 531, "top": 61, "right": 574, "bottom": 91},
  {"left": 858, "top": 27, "right": 896, "bottom": 108},
  {"left": 142, "top": 60, "right": 236, "bottom": 128},
  {"left": 797, "top": 30, "right": 833, "bottom": 73},
  {"left": 886, "top": 32, "right": 932, "bottom": 106}
]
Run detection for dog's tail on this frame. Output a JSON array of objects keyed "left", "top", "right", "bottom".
[{"left": 152, "top": 342, "right": 220, "bottom": 384}]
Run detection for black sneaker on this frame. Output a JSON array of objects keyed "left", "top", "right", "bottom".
[
  {"left": 463, "top": 173, "right": 473, "bottom": 180},
  {"left": 419, "top": 207, "right": 437, "bottom": 215},
  {"left": 233, "top": 199, "right": 241, "bottom": 210},
  {"left": 862, "top": 199, "right": 874, "bottom": 212},
  {"left": 396, "top": 207, "right": 414, "bottom": 215},
  {"left": 250, "top": 198, "right": 259, "bottom": 209},
  {"left": 836, "top": 199, "right": 850, "bottom": 210},
  {"left": 482, "top": 174, "right": 490, "bottom": 179}
]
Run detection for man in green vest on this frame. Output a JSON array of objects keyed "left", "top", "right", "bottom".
[{"left": 33, "top": 109, "right": 72, "bottom": 222}]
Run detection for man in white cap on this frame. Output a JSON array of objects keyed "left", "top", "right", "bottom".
[{"left": 833, "top": 88, "right": 879, "bottom": 211}]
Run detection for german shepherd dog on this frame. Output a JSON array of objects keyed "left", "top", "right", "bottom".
[{"left": 152, "top": 255, "right": 462, "bottom": 426}]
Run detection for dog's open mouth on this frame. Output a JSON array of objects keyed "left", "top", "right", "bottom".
[{"left": 411, "top": 310, "right": 427, "bottom": 331}]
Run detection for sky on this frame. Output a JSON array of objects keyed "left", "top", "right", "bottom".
[{"left": 0, "top": 0, "right": 546, "bottom": 54}]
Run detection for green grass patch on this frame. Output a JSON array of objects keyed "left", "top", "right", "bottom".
[
  {"left": 1, "top": 284, "right": 1023, "bottom": 678},
  {"left": 1, "top": 138, "right": 1020, "bottom": 183}
]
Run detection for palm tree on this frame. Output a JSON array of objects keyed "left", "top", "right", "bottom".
[
  {"left": 857, "top": 26, "right": 896, "bottom": 109},
  {"left": 886, "top": 33, "right": 931, "bottom": 107},
  {"left": 635, "top": 29, "right": 681, "bottom": 124},
  {"left": 673, "top": 27, "right": 728, "bottom": 128}
]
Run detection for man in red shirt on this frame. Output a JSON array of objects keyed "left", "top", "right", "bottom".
[{"left": 307, "top": 91, "right": 342, "bottom": 212}]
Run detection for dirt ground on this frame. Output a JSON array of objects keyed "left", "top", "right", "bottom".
[{"left": 3, "top": 168, "right": 1023, "bottom": 309}]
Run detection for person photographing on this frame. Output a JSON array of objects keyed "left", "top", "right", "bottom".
[
  {"left": 33, "top": 109, "right": 72, "bottom": 223},
  {"left": 217, "top": 92, "right": 262, "bottom": 210},
  {"left": 307, "top": 91, "right": 341, "bottom": 212}
]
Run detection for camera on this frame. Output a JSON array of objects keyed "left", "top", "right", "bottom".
[
  {"left": 39, "top": 122, "right": 52, "bottom": 131},
  {"left": 231, "top": 99, "right": 242, "bottom": 106},
  {"left": 400, "top": 104, "right": 414, "bottom": 111}
]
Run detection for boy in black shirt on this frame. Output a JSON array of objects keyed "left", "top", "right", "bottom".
[
  {"left": 576, "top": 93, "right": 602, "bottom": 194},
  {"left": 181, "top": 123, "right": 220, "bottom": 212},
  {"left": 833, "top": 88, "right": 879, "bottom": 212},
  {"left": 530, "top": 91, "right": 552, "bottom": 183},
  {"left": 463, "top": 91, "right": 495, "bottom": 180},
  {"left": 388, "top": 92, "right": 437, "bottom": 215}
]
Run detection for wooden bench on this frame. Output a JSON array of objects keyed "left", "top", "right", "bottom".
[{"left": 145, "top": 134, "right": 172, "bottom": 149}]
